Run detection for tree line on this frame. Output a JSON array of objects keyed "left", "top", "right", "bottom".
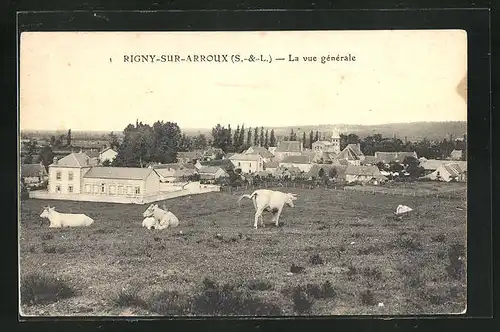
[{"left": 23, "top": 120, "right": 467, "bottom": 169}]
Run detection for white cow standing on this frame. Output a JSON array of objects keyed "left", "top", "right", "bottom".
[
  {"left": 237, "top": 189, "right": 297, "bottom": 229},
  {"left": 143, "top": 204, "right": 179, "bottom": 230},
  {"left": 40, "top": 206, "right": 94, "bottom": 228}
]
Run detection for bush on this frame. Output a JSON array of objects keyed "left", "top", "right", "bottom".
[
  {"left": 291, "top": 286, "right": 313, "bottom": 314},
  {"left": 113, "top": 288, "right": 147, "bottom": 309},
  {"left": 21, "top": 273, "right": 75, "bottom": 305},
  {"left": 247, "top": 279, "right": 273, "bottom": 291}
]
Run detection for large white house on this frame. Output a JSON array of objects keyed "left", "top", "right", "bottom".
[
  {"left": 229, "top": 153, "right": 264, "bottom": 173},
  {"left": 48, "top": 153, "right": 94, "bottom": 194},
  {"left": 99, "top": 148, "right": 118, "bottom": 164}
]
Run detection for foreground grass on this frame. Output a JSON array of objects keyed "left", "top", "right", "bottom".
[{"left": 19, "top": 187, "right": 466, "bottom": 316}]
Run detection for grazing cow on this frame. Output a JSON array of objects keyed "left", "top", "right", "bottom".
[
  {"left": 143, "top": 204, "right": 179, "bottom": 229},
  {"left": 237, "top": 189, "right": 297, "bottom": 229},
  {"left": 40, "top": 206, "right": 94, "bottom": 228},
  {"left": 142, "top": 216, "right": 158, "bottom": 230}
]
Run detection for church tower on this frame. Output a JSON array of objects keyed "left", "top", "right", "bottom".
[{"left": 331, "top": 128, "right": 341, "bottom": 154}]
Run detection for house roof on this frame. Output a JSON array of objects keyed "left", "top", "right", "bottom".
[
  {"left": 375, "top": 151, "right": 417, "bottom": 163},
  {"left": 244, "top": 146, "right": 275, "bottom": 158},
  {"left": 275, "top": 141, "right": 302, "bottom": 153},
  {"left": 363, "top": 156, "right": 377, "bottom": 165},
  {"left": 441, "top": 163, "right": 465, "bottom": 177},
  {"left": 345, "top": 165, "right": 384, "bottom": 177},
  {"left": 312, "top": 140, "right": 333, "bottom": 146},
  {"left": 346, "top": 144, "right": 364, "bottom": 157},
  {"left": 229, "top": 153, "right": 262, "bottom": 161},
  {"left": 420, "top": 159, "right": 467, "bottom": 171},
  {"left": 50, "top": 152, "right": 92, "bottom": 167},
  {"left": 155, "top": 168, "right": 177, "bottom": 178},
  {"left": 264, "top": 160, "right": 279, "bottom": 168},
  {"left": 200, "top": 159, "right": 234, "bottom": 168},
  {"left": 204, "top": 147, "right": 224, "bottom": 155},
  {"left": 198, "top": 166, "right": 224, "bottom": 174},
  {"left": 21, "top": 164, "right": 47, "bottom": 178},
  {"left": 150, "top": 163, "right": 183, "bottom": 170},
  {"left": 336, "top": 146, "right": 360, "bottom": 161},
  {"left": 307, "top": 164, "right": 336, "bottom": 178},
  {"left": 82, "top": 167, "right": 156, "bottom": 180},
  {"left": 280, "top": 155, "right": 310, "bottom": 164},
  {"left": 100, "top": 147, "right": 117, "bottom": 155}
]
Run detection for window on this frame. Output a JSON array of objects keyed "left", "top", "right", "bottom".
[
  {"left": 126, "top": 186, "right": 132, "bottom": 194},
  {"left": 68, "top": 172, "right": 74, "bottom": 181},
  {"left": 68, "top": 185, "right": 73, "bottom": 193},
  {"left": 55, "top": 185, "right": 61, "bottom": 193},
  {"left": 56, "top": 171, "right": 61, "bottom": 180},
  {"left": 85, "top": 184, "right": 91, "bottom": 193},
  {"left": 101, "top": 183, "right": 106, "bottom": 193},
  {"left": 109, "top": 185, "right": 116, "bottom": 195},
  {"left": 135, "top": 187, "right": 141, "bottom": 194},
  {"left": 118, "top": 186, "right": 124, "bottom": 195},
  {"left": 238, "top": 162, "right": 241, "bottom": 166},
  {"left": 93, "top": 185, "right": 99, "bottom": 193}
]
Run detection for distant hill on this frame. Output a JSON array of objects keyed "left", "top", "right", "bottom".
[
  {"left": 21, "top": 121, "right": 466, "bottom": 143},
  {"left": 182, "top": 121, "right": 467, "bottom": 142}
]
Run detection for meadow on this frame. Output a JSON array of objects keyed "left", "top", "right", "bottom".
[{"left": 19, "top": 187, "right": 466, "bottom": 316}]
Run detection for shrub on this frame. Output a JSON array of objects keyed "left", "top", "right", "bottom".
[
  {"left": 291, "top": 286, "right": 313, "bottom": 314},
  {"left": 148, "top": 290, "right": 190, "bottom": 315},
  {"left": 360, "top": 289, "right": 376, "bottom": 306},
  {"left": 247, "top": 279, "right": 273, "bottom": 291},
  {"left": 113, "top": 288, "right": 147, "bottom": 309},
  {"left": 21, "top": 273, "right": 75, "bottom": 305},
  {"left": 446, "top": 244, "right": 465, "bottom": 280},
  {"left": 309, "top": 254, "right": 324, "bottom": 266}
]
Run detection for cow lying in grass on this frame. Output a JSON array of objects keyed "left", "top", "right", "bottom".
[
  {"left": 238, "top": 189, "right": 297, "bottom": 229},
  {"left": 40, "top": 206, "right": 94, "bottom": 228},
  {"left": 142, "top": 217, "right": 158, "bottom": 230},
  {"left": 142, "top": 204, "right": 179, "bottom": 230}
]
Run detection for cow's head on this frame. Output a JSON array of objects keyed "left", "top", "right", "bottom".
[
  {"left": 40, "top": 206, "right": 50, "bottom": 218},
  {"left": 143, "top": 204, "right": 155, "bottom": 217},
  {"left": 285, "top": 193, "right": 298, "bottom": 207}
]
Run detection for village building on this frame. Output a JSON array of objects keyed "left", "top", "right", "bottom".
[
  {"left": 268, "top": 146, "right": 277, "bottom": 155},
  {"left": 344, "top": 165, "right": 387, "bottom": 184},
  {"left": 335, "top": 143, "right": 365, "bottom": 166},
  {"left": 229, "top": 153, "right": 264, "bottom": 174},
  {"left": 279, "top": 155, "right": 313, "bottom": 173},
  {"left": 374, "top": 151, "right": 418, "bottom": 164},
  {"left": 448, "top": 149, "right": 463, "bottom": 161},
  {"left": 149, "top": 163, "right": 198, "bottom": 183},
  {"left": 198, "top": 166, "right": 228, "bottom": 183},
  {"left": 362, "top": 155, "right": 378, "bottom": 165},
  {"left": 263, "top": 160, "right": 279, "bottom": 175},
  {"left": 422, "top": 162, "right": 467, "bottom": 182},
  {"left": 202, "top": 147, "right": 225, "bottom": 161},
  {"left": 47, "top": 153, "right": 95, "bottom": 194},
  {"left": 177, "top": 151, "right": 204, "bottom": 164},
  {"left": 312, "top": 128, "right": 341, "bottom": 155},
  {"left": 21, "top": 163, "right": 48, "bottom": 187},
  {"left": 273, "top": 141, "right": 303, "bottom": 161},
  {"left": 306, "top": 164, "right": 338, "bottom": 181},
  {"left": 99, "top": 148, "right": 118, "bottom": 164},
  {"left": 81, "top": 167, "right": 161, "bottom": 199},
  {"left": 242, "top": 146, "right": 275, "bottom": 162}
]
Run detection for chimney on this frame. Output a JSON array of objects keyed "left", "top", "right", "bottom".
[{"left": 53, "top": 157, "right": 58, "bottom": 165}]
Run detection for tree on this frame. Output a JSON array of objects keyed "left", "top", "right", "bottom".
[
  {"left": 67, "top": 129, "right": 72, "bottom": 147},
  {"left": 38, "top": 146, "right": 54, "bottom": 169},
  {"left": 328, "top": 167, "right": 337, "bottom": 179},
  {"left": 233, "top": 125, "right": 240, "bottom": 152},
  {"left": 211, "top": 124, "right": 232, "bottom": 152},
  {"left": 318, "top": 168, "right": 325, "bottom": 178},
  {"left": 178, "top": 133, "right": 193, "bottom": 152},
  {"left": 269, "top": 129, "right": 276, "bottom": 147},
  {"left": 193, "top": 134, "right": 208, "bottom": 150},
  {"left": 254, "top": 127, "right": 259, "bottom": 146},
  {"left": 227, "top": 124, "right": 232, "bottom": 152},
  {"left": 239, "top": 124, "right": 245, "bottom": 149},
  {"left": 247, "top": 128, "right": 252, "bottom": 146},
  {"left": 264, "top": 129, "right": 269, "bottom": 148},
  {"left": 302, "top": 132, "right": 306, "bottom": 148},
  {"left": 108, "top": 132, "right": 120, "bottom": 150},
  {"left": 23, "top": 154, "right": 33, "bottom": 164},
  {"left": 309, "top": 131, "right": 314, "bottom": 149},
  {"left": 259, "top": 127, "right": 264, "bottom": 147},
  {"left": 102, "top": 159, "right": 112, "bottom": 166},
  {"left": 315, "top": 131, "right": 319, "bottom": 143}
]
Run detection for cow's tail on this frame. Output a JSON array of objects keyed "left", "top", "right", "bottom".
[{"left": 237, "top": 191, "right": 258, "bottom": 206}]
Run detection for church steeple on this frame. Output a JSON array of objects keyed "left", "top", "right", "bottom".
[{"left": 331, "top": 128, "right": 340, "bottom": 154}]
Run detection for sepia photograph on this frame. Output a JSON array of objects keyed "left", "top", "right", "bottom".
[{"left": 18, "top": 30, "right": 467, "bottom": 317}]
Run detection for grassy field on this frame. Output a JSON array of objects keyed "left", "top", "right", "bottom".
[{"left": 19, "top": 187, "right": 466, "bottom": 316}]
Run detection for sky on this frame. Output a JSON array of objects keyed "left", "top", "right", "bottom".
[{"left": 19, "top": 30, "right": 467, "bottom": 132}]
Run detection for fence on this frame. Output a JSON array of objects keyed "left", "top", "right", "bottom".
[{"left": 219, "top": 181, "right": 466, "bottom": 201}]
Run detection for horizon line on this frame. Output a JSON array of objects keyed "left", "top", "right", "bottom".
[{"left": 20, "top": 120, "right": 467, "bottom": 133}]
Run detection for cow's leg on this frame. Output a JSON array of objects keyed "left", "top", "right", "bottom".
[
  {"left": 254, "top": 208, "right": 264, "bottom": 229},
  {"left": 274, "top": 207, "right": 284, "bottom": 227},
  {"left": 260, "top": 214, "right": 265, "bottom": 227}
]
